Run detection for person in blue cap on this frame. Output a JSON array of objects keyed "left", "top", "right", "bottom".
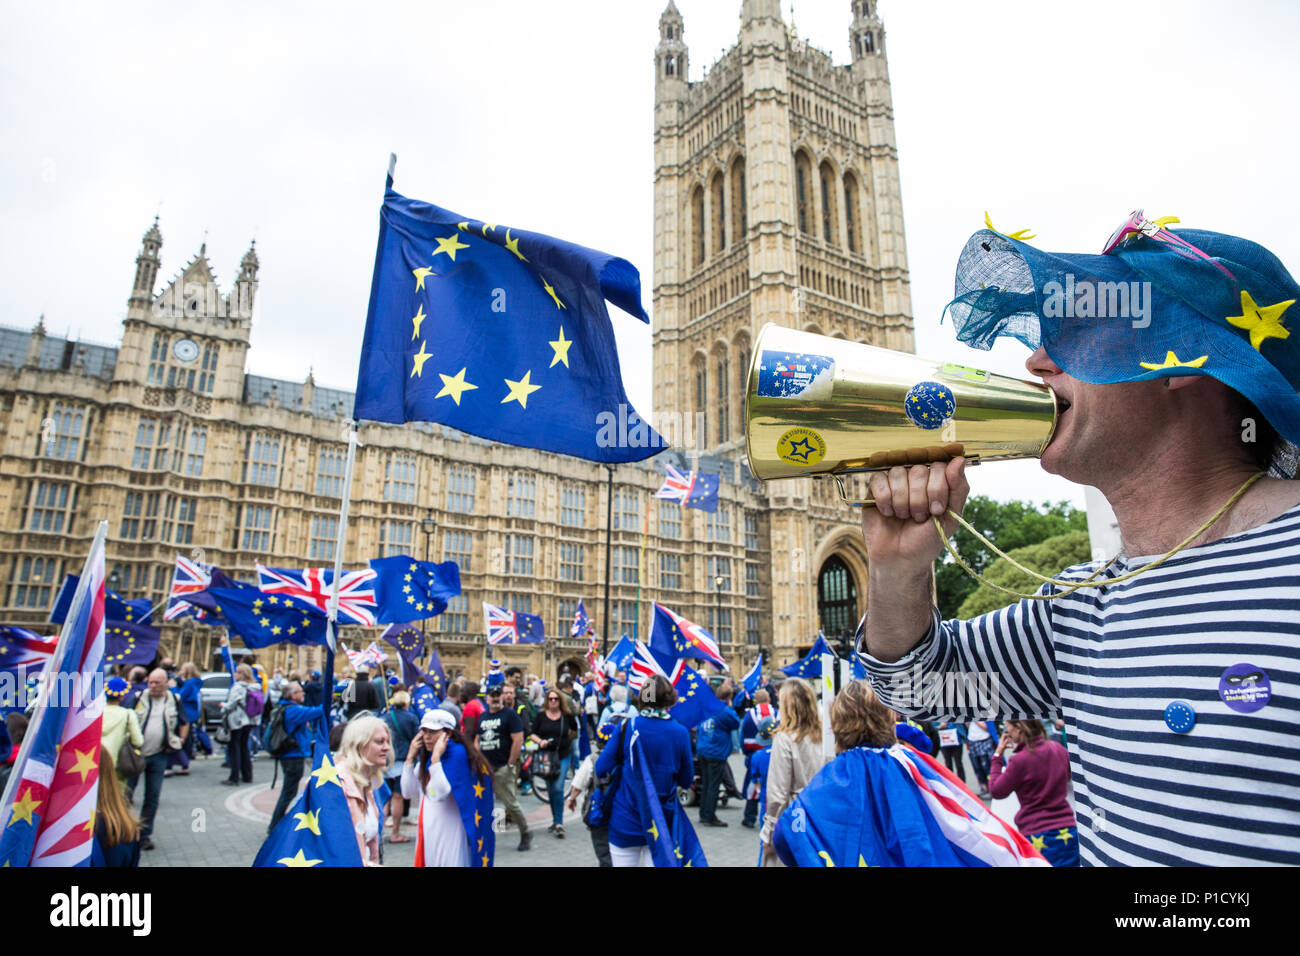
[
  {"left": 857, "top": 212, "right": 1300, "bottom": 866},
  {"left": 101, "top": 676, "right": 143, "bottom": 785}
]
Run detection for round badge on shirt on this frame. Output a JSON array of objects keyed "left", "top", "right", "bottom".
[
  {"left": 1164, "top": 700, "right": 1196, "bottom": 734},
  {"left": 1218, "top": 663, "right": 1271, "bottom": 714}
]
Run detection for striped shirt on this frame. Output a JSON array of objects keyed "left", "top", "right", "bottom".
[{"left": 857, "top": 503, "right": 1300, "bottom": 866}]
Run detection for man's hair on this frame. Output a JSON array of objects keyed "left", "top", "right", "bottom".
[
  {"left": 390, "top": 690, "right": 410, "bottom": 708},
  {"left": 504, "top": 666, "right": 522, "bottom": 678},
  {"left": 1227, "top": 388, "right": 1287, "bottom": 474},
  {"left": 286, "top": 681, "right": 303, "bottom": 698},
  {"left": 610, "top": 684, "right": 628, "bottom": 705},
  {"left": 715, "top": 682, "right": 733, "bottom": 702},
  {"left": 462, "top": 681, "right": 480, "bottom": 699},
  {"left": 444, "top": 684, "right": 460, "bottom": 703},
  {"left": 829, "top": 680, "right": 897, "bottom": 753},
  {"left": 129, "top": 667, "right": 147, "bottom": 683},
  {"left": 754, "top": 689, "right": 770, "bottom": 704}
]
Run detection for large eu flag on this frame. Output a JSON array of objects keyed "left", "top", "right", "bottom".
[
  {"left": 369, "top": 556, "right": 461, "bottom": 624},
  {"left": 352, "top": 181, "right": 663, "bottom": 462}
]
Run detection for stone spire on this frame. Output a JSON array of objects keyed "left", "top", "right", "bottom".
[
  {"left": 849, "top": 0, "right": 884, "bottom": 62},
  {"left": 656, "top": 1, "right": 688, "bottom": 99},
  {"left": 129, "top": 216, "right": 163, "bottom": 314}
]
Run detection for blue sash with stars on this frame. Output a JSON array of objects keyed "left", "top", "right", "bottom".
[
  {"left": 436, "top": 741, "right": 496, "bottom": 868},
  {"left": 625, "top": 719, "right": 707, "bottom": 868}
]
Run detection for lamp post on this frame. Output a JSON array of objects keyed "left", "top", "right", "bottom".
[
  {"left": 420, "top": 510, "right": 436, "bottom": 657},
  {"left": 108, "top": 569, "right": 121, "bottom": 593},
  {"left": 714, "top": 573, "right": 724, "bottom": 647}
]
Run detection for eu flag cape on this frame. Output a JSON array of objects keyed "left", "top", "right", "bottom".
[
  {"left": 774, "top": 744, "right": 1047, "bottom": 867},
  {"left": 352, "top": 182, "right": 663, "bottom": 462},
  {"left": 413, "top": 742, "right": 495, "bottom": 868},
  {"left": 626, "top": 723, "right": 707, "bottom": 867}
]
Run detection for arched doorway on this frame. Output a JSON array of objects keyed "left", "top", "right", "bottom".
[
  {"left": 557, "top": 657, "right": 586, "bottom": 682},
  {"left": 817, "top": 555, "right": 858, "bottom": 642}
]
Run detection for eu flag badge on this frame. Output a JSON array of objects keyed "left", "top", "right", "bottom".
[{"left": 353, "top": 178, "right": 663, "bottom": 462}]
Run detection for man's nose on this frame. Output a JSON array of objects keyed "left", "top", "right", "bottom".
[{"left": 1025, "top": 346, "right": 1062, "bottom": 379}]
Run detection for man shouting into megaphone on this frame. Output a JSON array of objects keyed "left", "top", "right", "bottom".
[{"left": 856, "top": 213, "right": 1300, "bottom": 867}]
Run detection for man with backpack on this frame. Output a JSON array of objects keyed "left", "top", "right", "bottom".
[
  {"left": 264, "top": 681, "right": 319, "bottom": 834},
  {"left": 566, "top": 712, "right": 631, "bottom": 867}
]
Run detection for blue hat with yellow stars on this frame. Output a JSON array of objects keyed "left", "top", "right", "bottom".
[
  {"left": 106, "top": 676, "right": 129, "bottom": 700},
  {"left": 947, "top": 211, "right": 1300, "bottom": 475}
]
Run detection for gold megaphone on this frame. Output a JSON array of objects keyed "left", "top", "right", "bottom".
[{"left": 744, "top": 324, "right": 1058, "bottom": 500}]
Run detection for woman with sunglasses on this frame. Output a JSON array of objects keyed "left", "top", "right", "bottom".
[
  {"left": 528, "top": 687, "right": 577, "bottom": 837},
  {"left": 402, "top": 709, "right": 494, "bottom": 866}
]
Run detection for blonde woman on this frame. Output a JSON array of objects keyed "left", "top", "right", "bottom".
[
  {"left": 760, "top": 677, "right": 825, "bottom": 866},
  {"left": 92, "top": 747, "right": 141, "bottom": 867},
  {"left": 337, "top": 715, "right": 391, "bottom": 866},
  {"left": 220, "top": 664, "right": 257, "bottom": 786}
]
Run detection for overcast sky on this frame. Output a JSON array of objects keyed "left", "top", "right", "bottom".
[{"left": 3, "top": 0, "right": 1297, "bottom": 509}]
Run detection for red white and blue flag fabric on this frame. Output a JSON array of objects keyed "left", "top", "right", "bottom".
[
  {"left": 628, "top": 641, "right": 725, "bottom": 729},
  {"left": 257, "top": 563, "right": 379, "bottom": 626},
  {"left": 650, "top": 602, "right": 728, "bottom": 671},
  {"left": 343, "top": 642, "right": 388, "bottom": 673},
  {"left": 0, "top": 531, "right": 107, "bottom": 867},
  {"left": 653, "top": 464, "right": 720, "bottom": 513},
  {"left": 164, "top": 554, "right": 215, "bottom": 621},
  {"left": 0, "top": 627, "right": 57, "bottom": 676},
  {"left": 773, "top": 743, "right": 1049, "bottom": 867},
  {"left": 483, "top": 603, "right": 545, "bottom": 645}
]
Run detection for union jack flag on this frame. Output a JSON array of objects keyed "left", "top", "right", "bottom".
[
  {"left": 165, "top": 554, "right": 213, "bottom": 621},
  {"left": 627, "top": 640, "right": 684, "bottom": 694},
  {"left": 0, "top": 528, "right": 106, "bottom": 867},
  {"left": 343, "top": 641, "right": 388, "bottom": 673},
  {"left": 257, "top": 563, "right": 379, "bottom": 626},
  {"left": 650, "top": 602, "right": 728, "bottom": 671},
  {"left": 483, "top": 602, "right": 545, "bottom": 645},
  {"left": 0, "top": 627, "right": 57, "bottom": 676},
  {"left": 654, "top": 464, "right": 719, "bottom": 513}
]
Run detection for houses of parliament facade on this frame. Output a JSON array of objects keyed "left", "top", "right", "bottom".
[{"left": 0, "top": 0, "right": 911, "bottom": 680}]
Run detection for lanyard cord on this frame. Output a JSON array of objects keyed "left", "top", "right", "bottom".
[{"left": 936, "top": 471, "right": 1266, "bottom": 601}]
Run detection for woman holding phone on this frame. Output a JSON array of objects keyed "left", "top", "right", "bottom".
[{"left": 402, "top": 709, "right": 493, "bottom": 867}]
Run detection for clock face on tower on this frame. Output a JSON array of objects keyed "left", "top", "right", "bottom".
[{"left": 173, "top": 338, "right": 199, "bottom": 363}]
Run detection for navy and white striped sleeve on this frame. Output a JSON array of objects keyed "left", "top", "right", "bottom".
[{"left": 855, "top": 586, "right": 1062, "bottom": 723}]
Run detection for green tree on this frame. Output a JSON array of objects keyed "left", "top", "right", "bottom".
[
  {"left": 933, "top": 496, "right": 1088, "bottom": 618},
  {"left": 956, "top": 530, "right": 1093, "bottom": 618}
]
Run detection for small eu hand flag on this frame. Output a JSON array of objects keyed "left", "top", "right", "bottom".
[{"left": 353, "top": 178, "right": 664, "bottom": 462}]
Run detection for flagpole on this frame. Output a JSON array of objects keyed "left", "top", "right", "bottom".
[
  {"left": 325, "top": 422, "right": 362, "bottom": 726},
  {"left": 601, "top": 464, "right": 614, "bottom": 657},
  {"left": 0, "top": 520, "right": 108, "bottom": 823}
]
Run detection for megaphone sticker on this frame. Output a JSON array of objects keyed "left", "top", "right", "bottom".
[
  {"left": 776, "top": 427, "right": 827, "bottom": 466},
  {"left": 756, "top": 350, "right": 835, "bottom": 401},
  {"left": 904, "top": 382, "right": 957, "bottom": 430}
]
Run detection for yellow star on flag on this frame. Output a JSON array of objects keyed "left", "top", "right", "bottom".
[
  {"left": 271, "top": 626, "right": 282, "bottom": 636},
  {"left": 411, "top": 340, "right": 433, "bottom": 378},
  {"left": 433, "top": 233, "right": 470, "bottom": 261},
  {"left": 481, "top": 854, "right": 490, "bottom": 867},
  {"left": 413, "top": 267, "right": 435, "bottom": 291},
  {"left": 402, "top": 585, "right": 411, "bottom": 594},
  {"left": 481, "top": 223, "right": 497, "bottom": 236},
  {"left": 647, "top": 821, "right": 659, "bottom": 841},
  {"left": 1057, "top": 827, "right": 1074, "bottom": 844},
  {"left": 457, "top": 221, "right": 470, "bottom": 231},
  {"left": 68, "top": 748, "right": 98, "bottom": 783},
  {"left": 294, "top": 810, "right": 322, "bottom": 835},
  {"left": 1226, "top": 290, "right": 1293, "bottom": 351},
  {"left": 473, "top": 781, "right": 485, "bottom": 798},
  {"left": 84, "top": 808, "right": 96, "bottom": 834},
  {"left": 406, "top": 595, "right": 416, "bottom": 605},
  {"left": 252, "top": 599, "right": 263, "bottom": 609},
  {"left": 436, "top": 367, "right": 478, "bottom": 405},
  {"left": 260, "top": 617, "right": 270, "bottom": 627},
  {"left": 10, "top": 788, "right": 39, "bottom": 826},
  {"left": 311, "top": 757, "right": 342, "bottom": 788},
  {"left": 287, "top": 626, "right": 297, "bottom": 636},
  {"left": 541, "top": 276, "right": 566, "bottom": 310},
  {"left": 1031, "top": 834, "right": 1047, "bottom": 851},
  {"left": 1138, "top": 350, "right": 1208, "bottom": 371},
  {"left": 411, "top": 305, "right": 427, "bottom": 340},
  {"left": 504, "top": 229, "right": 527, "bottom": 262},
  {"left": 501, "top": 370, "right": 541, "bottom": 409},
  {"left": 278, "top": 849, "right": 322, "bottom": 867},
  {"left": 404, "top": 573, "right": 412, "bottom": 581},
  {"left": 267, "top": 595, "right": 279, "bottom": 604},
  {"left": 474, "top": 811, "right": 482, "bottom": 826},
  {"left": 548, "top": 327, "right": 572, "bottom": 368}
]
